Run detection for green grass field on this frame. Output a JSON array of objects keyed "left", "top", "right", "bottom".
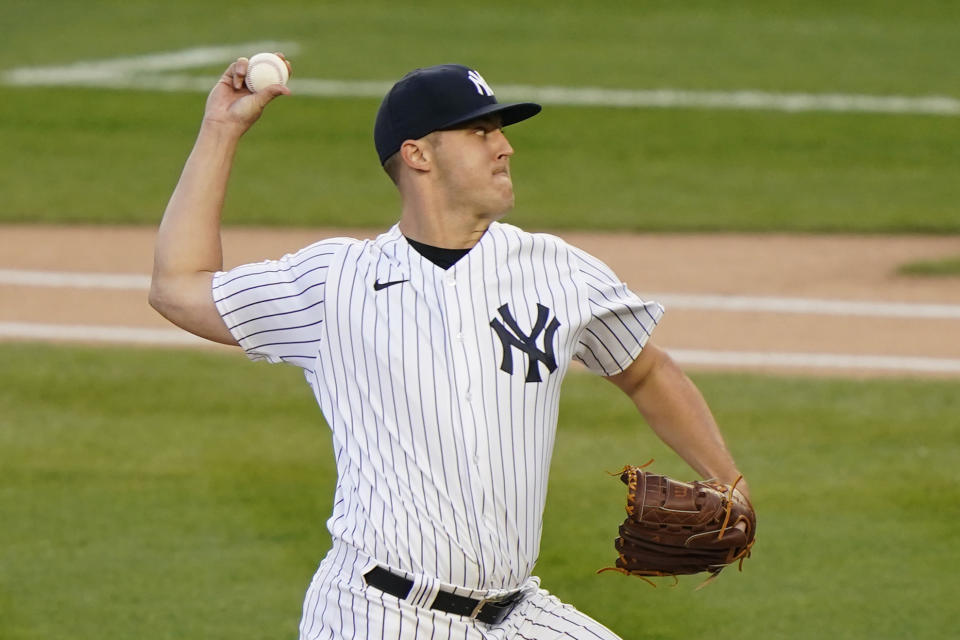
[
  {"left": 898, "top": 254, "right": 960, "bottom": 276},
  {"left": 2, "top": 0, "right": 959, "bottom": 231},
  {"left": 1, "top": 343, "right": 958, "bottom": 639}
]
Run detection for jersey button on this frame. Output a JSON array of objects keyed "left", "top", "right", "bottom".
[{"left": 445, "top": 275, "right": 456, "bottom": 287}]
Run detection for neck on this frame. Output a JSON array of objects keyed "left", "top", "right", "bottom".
[
  {"left": 394, "top": 167, "right": 511, "bottom": 248},
  {"left": 397, "top": 199, "right": 501, "bottom": 250}
]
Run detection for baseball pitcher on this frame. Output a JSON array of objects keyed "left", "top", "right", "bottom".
[{"left": 150, "top": 57, "right": 754, "bottom": 640}]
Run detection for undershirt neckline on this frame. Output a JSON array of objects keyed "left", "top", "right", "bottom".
[{"left": 405, "top": 237, "right": 470, "bottom": 270}]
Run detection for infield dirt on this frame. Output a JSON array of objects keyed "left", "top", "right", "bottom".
[{"left": 2, "top": 225, "right": 958, "bottom": 377}]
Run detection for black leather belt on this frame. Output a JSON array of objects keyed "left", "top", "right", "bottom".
[{"left": 363, "top": 565, "right": 524, "bottom": 625}]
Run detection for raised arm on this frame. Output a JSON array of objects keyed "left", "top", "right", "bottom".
[
  {"left": 148, "top": 55, "right": 291, "bottom": 344},
  {"left": 605, "top": 342, "right": 751, "bottom": 500}
]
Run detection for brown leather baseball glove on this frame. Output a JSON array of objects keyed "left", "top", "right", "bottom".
[{"left": 601, "top": 464, "right": 756, "bottom": 587}]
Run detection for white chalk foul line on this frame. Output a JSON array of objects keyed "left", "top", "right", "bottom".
[
  {"left": 1, "top": 41, "right": 301, "bottom": 85},
  {"left": 0, "top": 268, "right": 150, "bottom": 289},
  {"left": 0, "top": 322, "right": 207, "bottom": 346},
  {"left": 5, "top": 268, "right": 960, "bottom": 319},
  {"left": 651, "top": 292, "right": 960, "bottom": 320},
  {"left": 1, "top": 321, "right": 958, "bottom": 374},
  {"left": 669, "top": 349, "right": 960, "bottom": 375},
  {"left": 503, "top": 86, "right": 960, "bottom": 116},
  {"left": 2, "top": 42, "right": 957, "bottom": 116}
]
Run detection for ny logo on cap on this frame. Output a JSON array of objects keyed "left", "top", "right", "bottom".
[{"left": 467, "top": 69, "right": 495, "bottom": 97}]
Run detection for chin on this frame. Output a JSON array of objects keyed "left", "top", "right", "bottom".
[
  {"left": 492, "top": 201, "right": 514, "bottom": 221},
  {"left": 497, "top": 188, "right": 516, "bottom": 209}
]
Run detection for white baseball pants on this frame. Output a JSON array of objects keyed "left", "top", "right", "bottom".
[{"left": 298, "top": 542, "right": 623, "bottom": 640}]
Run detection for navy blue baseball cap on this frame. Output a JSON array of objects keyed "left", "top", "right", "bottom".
[{"left": 374, "top": 64, "right": 542, "bottom": 165}]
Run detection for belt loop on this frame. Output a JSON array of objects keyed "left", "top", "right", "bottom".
[{"left": 469, "top": 598, "right": 487, "bottom": 619}]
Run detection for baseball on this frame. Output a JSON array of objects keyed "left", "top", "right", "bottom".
[{"left": 244, "top": 52, "right": 289, "bottom": 93}]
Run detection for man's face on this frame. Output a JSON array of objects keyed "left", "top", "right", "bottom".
[{"left": 427, "top": 115, "right": 516, "bottom": 219}]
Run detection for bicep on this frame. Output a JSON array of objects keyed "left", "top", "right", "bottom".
[
  {"left": 604, "top": 342, "right": 665, "bottom": 399},
  {"left": 149, "top": 271, "right": 238, "bottom": 346}
]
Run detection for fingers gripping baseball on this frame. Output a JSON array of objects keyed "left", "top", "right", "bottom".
[{"left": 203, "top": 54, "right": 292, "bottom": 133}]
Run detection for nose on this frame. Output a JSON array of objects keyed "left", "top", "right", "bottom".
[{"left": 493, "top": 128, "right": 514, "bottom": 158}]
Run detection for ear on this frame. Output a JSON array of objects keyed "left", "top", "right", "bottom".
[{"left": 399, "top": 138, "right": 432, "bottom": 173}]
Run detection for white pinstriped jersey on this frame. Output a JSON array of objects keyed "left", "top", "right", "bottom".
[{"left": 212, "top": 221, "right": 663, "bottom": 592}]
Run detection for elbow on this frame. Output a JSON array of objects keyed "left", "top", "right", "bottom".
[
  {"left": 146, "top": 271, "right": 232, "bottom": 345},
  {"left": 148, "top": 280, "right": 161, "bottom": 312},
  {"left": 148, "top": 276, "right": 177, "bottom": 319}
]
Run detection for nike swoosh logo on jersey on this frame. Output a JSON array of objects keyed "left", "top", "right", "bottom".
[{"left": 373, "top": 278, "right": 409, "bottom": 291}]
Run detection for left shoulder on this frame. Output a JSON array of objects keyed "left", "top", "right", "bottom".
[
  {"left": 486, "top": 221, "right": 574, "bottom": 253},
  {"left": 483, "top": 223, "right": 617, "bottom": 281}
]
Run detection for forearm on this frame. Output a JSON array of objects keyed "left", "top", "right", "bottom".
[
  {"left": 148, "top": 122, "right": 243, "bottom": 343},
  {"left": 640, "top": 359, "right": 741, "bottom": 480},
  {"left": 153, "top": 123, "right": 240, "bottom": 281},
  {"left": 608, "top": 345, "right": 749, "bottom": 497}
]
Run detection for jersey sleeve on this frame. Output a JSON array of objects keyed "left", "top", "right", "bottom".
[
  {"left": 569, "top": 245, "right": 664, "bottom": 376},
  {"left": 211, "top": 238, "right": 350, "bottom": 369}
]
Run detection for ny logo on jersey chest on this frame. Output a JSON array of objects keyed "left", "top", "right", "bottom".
[{"left": 489, "top": 303, "right": 560, "bottom": 383}]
